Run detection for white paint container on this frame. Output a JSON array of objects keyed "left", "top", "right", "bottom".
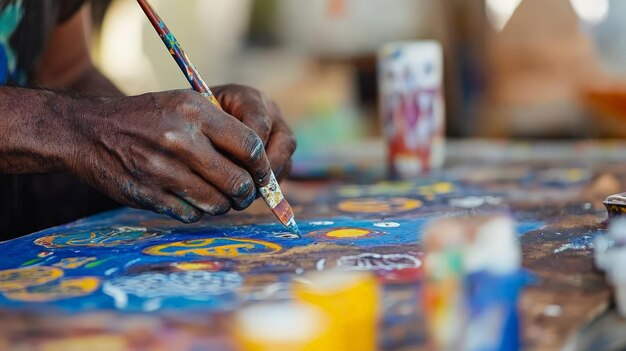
[
  {"left": 378, "top": 41, "right": 445, "bottom": 179},
  {"left": 233, "top": 301, "right": 339, "bottom": 350},
  {"left": 595, "top": 218, "right": 626, "bottom": 317}
]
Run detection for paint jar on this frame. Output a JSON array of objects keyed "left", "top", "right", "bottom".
[
  {"left": 422, "top": 215, "right": 526, "bottom": 351},
  {"left": 462, "top": 216, "right": 527, "bottom": 351},
  {"left": 378, "top": 40, "right": 445, "bottom": 179},
  {"left": 421, "top": 245, "right": 465, "bottom": 350},
  {"left": 233, "top": 301, "right": 341, "bottom": 351},
  {"left": 604, "top": 192, "right": 626, "bottom": 218},
  {"left": 293, "top": 270, "right": 380, "bottom": 351},
  {"left": 463, "top": 270, "right": 528, "bottom": 351},
  {"left": 422, "top": 217, "right": 467, "bottom": 351},
  {"left": 595, "top": 218, "right": 626, "bottom": 317}
]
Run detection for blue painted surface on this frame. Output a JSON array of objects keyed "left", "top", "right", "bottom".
[{"left": 0, "top": 203, "right": 544, "bottom": 312}]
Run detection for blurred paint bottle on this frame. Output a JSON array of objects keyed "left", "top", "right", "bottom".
[
  {"left": 422, "top": 216, "right": 528, "bottom": 351},
  {"left": 378, "top": 41, "right": 445, "bottom": 179},
  {"left": 293, "top": 270, "right": 380, "bottom": 351},
  {"left": 595, "top": 217, "right": 626, "bottom": 317},
  {"left": 462, "top": 216, "right": 529, "bottom": 351},
  {"left": 422, "top": 218, "right": 467, "bottom": 350}
]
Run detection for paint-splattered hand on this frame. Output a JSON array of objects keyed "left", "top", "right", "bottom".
[
  {"left": 67, "top": 89, "right": 295, "bottom": 223},
  {"left": 211, "top": 84, "right": 297, "bottom": 182}
]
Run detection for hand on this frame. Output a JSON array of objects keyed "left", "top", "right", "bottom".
[
  {"left": 212, "top": 84, "right": 296, "bottom": 181},
  {"left": 66, "top": 89, "right": 295, "bottom": 223}
]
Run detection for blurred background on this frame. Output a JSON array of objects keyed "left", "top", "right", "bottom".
[{"left": 89, "top": 0, "right": 626, "bottom": 154}]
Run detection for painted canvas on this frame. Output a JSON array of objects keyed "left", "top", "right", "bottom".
[{"left": 0, "top": 140, "right": 622, "bottom": 349}]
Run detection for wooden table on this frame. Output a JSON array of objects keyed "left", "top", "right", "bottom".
[{"left": 0, "top": 139, "right": 622, "bottom": 350}]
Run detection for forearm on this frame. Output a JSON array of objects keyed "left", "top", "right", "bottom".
[{"left": 0, "top": 87, "right": 78, "bottom": 174}]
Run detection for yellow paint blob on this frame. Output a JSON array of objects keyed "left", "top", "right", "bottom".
[
  {"left": 53, "top": 257, "right": 97, "bottom": 269},
  {"left": 4, "top": 277, "right": 100, "bottom": 302},
  {"left": 0, "top": 266, "right": 64, "bottom": 292},
  {"left": 294, "top": 271, "right": 380, "bottom": 351},
  {"left": 326, "top": 228, "right": 372, "bottom": 239},
  {"left": 566, "top": 169, "right": 585, "bottom": 182},
  {"left": 337, "top": 197, "right": 422, "bottom": 214},
  {"left": 37, "top": 335, "right": 126, "bottom": 351},
  {"left": 174, "top": 262, "right": 220, "bottom": 271}
]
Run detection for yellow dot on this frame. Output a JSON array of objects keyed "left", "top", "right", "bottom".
[
  {"left": 326, "top": 228, "right": 372, "bottom": 238},
  {"left": 566, "top": 169, "right": 584, "bottom": 182},
  {"left": 175, "top": 262, "right": 211, "bottom": 271},
  {"left": 399, "top": 199, "right": 423, "bottom": 211}
]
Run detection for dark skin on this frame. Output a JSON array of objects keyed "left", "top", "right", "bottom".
[{"left": 0, "top": 5, "right": 296, "bottom": 223}]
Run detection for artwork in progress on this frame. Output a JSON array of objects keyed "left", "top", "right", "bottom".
[{"left": 0, "top": 150, "right": 618, "bottom": 349}]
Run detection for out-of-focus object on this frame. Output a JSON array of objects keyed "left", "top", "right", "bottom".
[
  {"left": 97, "top": 0, "right": 252, "bottom": 94},
  {"left": 570, "top": 0, "right": 609, "bottom": 25},
  {"left": 293, "top": 270, "right": 380, "bottom": 351},
  {"left": 421, "top": 217, "right": 465, "bottom": 350},
  {"left": 604, "top": 192, "right": 626, "bottom": 218},
  {"left": 484, "top": 0, "right": 523, "bottom": 32},
  {"left": 422, "top": 215, "right": 527, "bottom": 351},
  {"left": 478, "top": 0, "right": 602, "bottom": 137},
  {"left": 233, "top": 302, "right": 339, "bottom": 351},
  {"left": 275, "top": 0, "right": 443, "bottom": 57},
  {"left": 582, "top": 173, "right": 621, "bottom": 206},
  {"left": 582, "top": 85, "right": 626, "bottom": 137},
  {"left": 594, "top": 218, "right": 626, "bottom": 317},
  {"left": 565, "top": 0, "right": 626, "bottom": 137},
  {"left": 462, "top": 216, "right": 526, "bottom": 351},
  {"left": 587, "top": 0, "right": 625, "bottom": 77},
  {"left": 378, "top": 41, "right": 445, "bottom": 179}
]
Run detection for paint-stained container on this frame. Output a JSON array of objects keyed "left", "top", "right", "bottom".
[
  {"left": 595, "top": 218, "right": 626, "bottom": 318},
  {"left": 294, "top": 270, "right": 380, "bottom": 351},
  {"left": 233, "top": 302, "right": 341, "bottom": 351},
  {"left": 604, "top": 192, "right": 626, "bottom": 218},
  {"left": 421, "top": 217, "right": 467, "bottom": 351},
  {"left": 421, "top": 216, "right": 527, "bottom": 351},
  {"left": 378, "top": 41, "right": 445, "bottom": 179}
]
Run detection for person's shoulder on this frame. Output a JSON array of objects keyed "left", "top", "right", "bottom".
[{"left": 57, "top": 0, "right": 85, "bottom": 23}]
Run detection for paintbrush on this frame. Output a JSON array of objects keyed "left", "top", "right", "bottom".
[{"left": 137, "top": 0, "right": 301, "bottom": 237}]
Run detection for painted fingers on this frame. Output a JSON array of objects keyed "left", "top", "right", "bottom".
[
  {"left": 212, "top": 84, "right": 297, "bottom": 182},
  {"left": 79, "top": 89, "right": 293, "bottom": 224}
]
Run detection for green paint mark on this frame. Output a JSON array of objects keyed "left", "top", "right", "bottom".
[
  {"left": 85, "top": 257, "right": 113, "bottom": 269},
  {"left": 20, "top": 257, "right": 43, "bottom": 267}
]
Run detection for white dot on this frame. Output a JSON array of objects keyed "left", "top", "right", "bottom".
[
  {"left": 373, "top": 222, "right": 400, "bottom": 228},
  {"left": 274, "top": 233, "right": 300, "bottom": 239},
  {"left": 543, "top": 305, "right": 562, "bottom": 317},
  {"left": 309, "top": 221, "right": 334, "bottom": 226}
]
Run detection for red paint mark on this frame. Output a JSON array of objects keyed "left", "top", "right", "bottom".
[
  {"left": 377, "top": 267, "right": 423, "bottom": 284},
  {"left": 327, "top": 0, "right": 346, "bottom": 18},
  {"left": 273, "top": 199, "right": 293, "bottom": 225}
]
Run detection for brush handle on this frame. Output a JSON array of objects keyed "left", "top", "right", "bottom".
[{"left": 137, "top": 0, "right": 221, "bottom": 108}]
